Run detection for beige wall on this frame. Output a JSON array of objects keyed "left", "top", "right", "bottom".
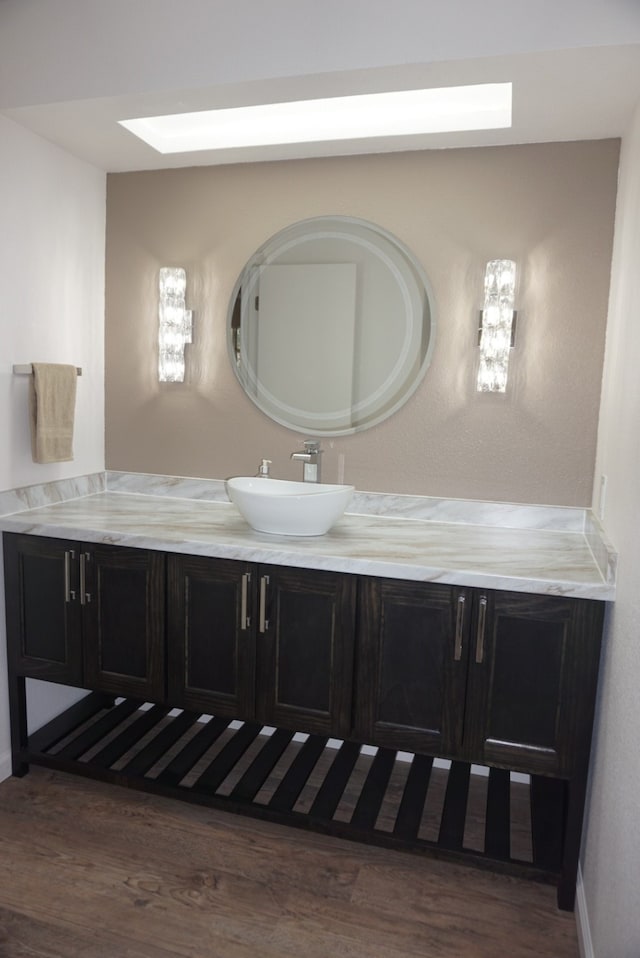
[{"left": 105, "top": 140, "right": 618, "bottom": 505}]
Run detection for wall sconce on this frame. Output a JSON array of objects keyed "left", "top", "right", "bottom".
[
  {"left": 158, "top": 267, "right": 193, "bottom": 382},
  {"left": 476, "top": 259, "right": 517, "bottom": 393}
]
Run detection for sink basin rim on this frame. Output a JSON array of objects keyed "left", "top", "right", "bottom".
[
  {"left": 227, "top": 477, "right": 354, "bottom": 498},
  {"left": 225, "top": 476, "right": 355, "bottom": 536}
]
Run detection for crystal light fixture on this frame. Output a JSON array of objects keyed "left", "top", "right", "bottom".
[
  {"left": 476, "top": 259, "right": 517, "bottom": 393},
  {"left": 158, "top": 267, "right": 192, "bottom": 383}
]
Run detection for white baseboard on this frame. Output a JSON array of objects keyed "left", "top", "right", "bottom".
[
  {"left": 0, "top": 748, "right": 12, "bottom": 784},
  {"left": 576, "top": 864, "right": 594, "bottom": 958}
]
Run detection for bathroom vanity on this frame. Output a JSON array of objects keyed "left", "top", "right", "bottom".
[{"left": 0, "top": 476, "right": 615, "bottom": 912}]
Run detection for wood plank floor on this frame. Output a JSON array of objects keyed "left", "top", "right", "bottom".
[{"left": 0, "top": 768, "right": 579, "bottom": 958}]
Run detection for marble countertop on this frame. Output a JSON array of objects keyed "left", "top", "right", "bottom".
[{"left": 0, "top": 475, "right": 616, "bottom": 600}]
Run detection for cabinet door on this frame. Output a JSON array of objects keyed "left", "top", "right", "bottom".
[
  {"left": 354, "top": 578, "right": 469, "bottom": 756},
  {"left": 3, "top": 533, "right": 83, "bottom": 685},
  {"left": 463, "top": 591, "right": 604, "bottom": 776},
  {"left": 256, "top": 565, "right": 357, "bottom": 737},
  {"left": 82, "top": 544, "right": 165, "bottom": 701},
  {"left": 167, "top": 555, "right": 256, "bottom": 718}
]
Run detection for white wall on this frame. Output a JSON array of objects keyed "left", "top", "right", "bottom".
[
  {"left": 0, "top": 114, "right": 106, "bottom": 779},
  {"left": 581, "top": 100, "right": 640, "bottom": 957},
  {"left": 2, "top": 0, "right": 639, "bottom": 110}
]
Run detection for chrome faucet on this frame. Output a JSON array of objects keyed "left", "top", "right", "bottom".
[{"left": 290, "top": 440, "right": 323, "bottom": 482}]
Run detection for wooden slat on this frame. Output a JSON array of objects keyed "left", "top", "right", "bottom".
[
  {"left": 350, "top": 748, "right": 396, "bottom": 830},
  {"left": 309, "top": 741, "right": 361, "bottom": 820},
  {"left": 438, "top": 762, "right": 471, "bottom": 850},
  {"left": 268, "top": 735, "right": 328, "bottom": 812},
  {"left": 156, "top": 715, "right": 231, "bottom": 787},
  {"left": 229, "top": 728, "right": 295, "bottom": 802},
  {"left": 53, "top": 699, "right": 142, "bottom": 761},
  {"left": 89, "top": 705, "right": 170, "bottom": 769},
  {"left": 28, "top": 692, "right": 112, "bottom": 755},
  {"left": 530, "top": 775, "right": 565, "bottom": 871},
  {"left": 15, "top": 692, "right": 566, "bottom": 901},
  {"left": 393, "top": 754, "right": 434, "bottom": 840},
  {"left": 121, "top": 710, "right": 200, "bottom": 777},
  {"left": 484, "top": 767, "right": 511, "bottom": 859},
  {"left": 195, "top": 722, "right": 263, "bottom": 793}
]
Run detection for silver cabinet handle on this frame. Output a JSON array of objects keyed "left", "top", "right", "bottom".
[
  {"left": 454, "top": 594, "right": 465, "bottom": 661},
  {"left": 64, "top": 549, "right": 76, "bottom": 602},
  {"left": 80, "top": 552, "right": 92, "bottom": 605},
  {"left": 475, "top": 595, "right": 488, "bottom": 663},
  {"left": 241, "top": 572, "right": 251, "bottom": 629},
  {"left": 259, "top": 575, "right": 269, "bottom": 633}
]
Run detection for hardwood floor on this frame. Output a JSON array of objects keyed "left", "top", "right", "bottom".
[{"left": 0, "top": 768, "right": 578, "bottom": 958}]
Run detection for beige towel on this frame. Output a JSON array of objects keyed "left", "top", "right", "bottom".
[{"left": 29, "top": 363, "right": 78, "bottom": 463}]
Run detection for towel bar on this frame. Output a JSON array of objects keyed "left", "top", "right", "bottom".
[{"left": 13, "top": 364, "right": 82, "bottom": 376}]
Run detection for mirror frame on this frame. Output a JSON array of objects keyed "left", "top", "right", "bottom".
[{"left": 227, "top": 216, "right": 436, "bottom": 436}]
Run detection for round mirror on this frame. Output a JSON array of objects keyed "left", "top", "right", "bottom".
[{"left": 228, "top": 216, "right": 435, "bottom": 436}]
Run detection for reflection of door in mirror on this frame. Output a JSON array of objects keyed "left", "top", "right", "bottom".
[{"left": 252, "top": 264, "right": 357, "bottom": 428}]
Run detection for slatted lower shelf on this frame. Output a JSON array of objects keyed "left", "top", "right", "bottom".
[{"left": 22, "top": 694, "right": 566, "bottom": 884}]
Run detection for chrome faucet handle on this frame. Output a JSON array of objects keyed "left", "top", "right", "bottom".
[
  {"left": 256, "top": 459, "right": 272, "bottom": 478},
  {"left": 303, "top": 440, "right": 322, "bottom": 453}
]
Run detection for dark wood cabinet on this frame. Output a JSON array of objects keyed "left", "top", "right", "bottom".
[
  {"left": 355, "top": 578, "right": 604, "bottom": 777},
  {"left": 4, "top": 534, "right": 83, "bottom": 686},
  {"left": 2, "top": 531, "right": 606, "bottom": 912},
  {"left": 3, "top": 534, "right": 165, "bottom": 701},
  {"left": 355, "top": 578, "right": 469, "bottom": 756},
  {"left": 3, "top": 536, "right": 602, "bottom": 764},
  {"left": 168, "top": 555, "right": 357, "bottom": 737},
  {"left": 254, "top": 563, "right": 356, "bottom": 736},
  {"left": 8, "top": 537, "right": 602, "bottom": 773},
  {"left": 463, "top": 590, "right": 603, "bottom": 776},
  {"left": 167, "top": 555, "right": 255, "bottom": 718},
  {"left": 81, "top": 543, "right": 165, "bottom": 700}
]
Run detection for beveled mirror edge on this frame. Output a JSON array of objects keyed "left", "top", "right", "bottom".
[{"left": 226, "top": 214, "right": 437, "bottom": 436}]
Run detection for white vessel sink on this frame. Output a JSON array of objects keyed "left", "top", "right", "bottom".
[{"left": 226, "top": 477, "right": 354, "bottom": 536}]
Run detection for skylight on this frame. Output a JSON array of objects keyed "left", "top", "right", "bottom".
[{"left": 119, "top": 83, "right": 512, "bottom": 154}]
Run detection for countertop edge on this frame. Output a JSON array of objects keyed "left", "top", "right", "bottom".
[{"left": 0, "top": 504, "right": 616, "bottom": 602}]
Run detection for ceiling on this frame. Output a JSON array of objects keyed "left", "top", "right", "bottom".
[{"left": 2, "top": 0, "right": 640, "bottom": 172}]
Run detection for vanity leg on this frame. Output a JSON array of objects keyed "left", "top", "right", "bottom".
[
  {"left": 8, "top": 674, "right": 29, "bottom": 777},
  {"left": 557, "top": 774, "right": 588, "bottom": 911}
]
